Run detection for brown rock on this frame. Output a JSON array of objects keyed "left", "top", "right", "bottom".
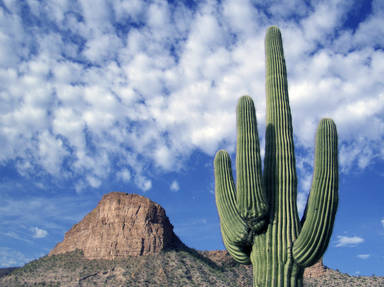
[
  {"left": 303, "top": 259, "right": 327, "bottom": 278},
  {"left": 49, "top": 192, "right": 184, "bottom": 259}
]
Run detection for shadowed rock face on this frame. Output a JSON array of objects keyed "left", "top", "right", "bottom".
[{"left": 49, "top": 192, "right": 184, "bottom": 259}]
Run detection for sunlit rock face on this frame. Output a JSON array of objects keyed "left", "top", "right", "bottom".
[{"left": 49, "top": 192, "right": 183, "bottom": 259}]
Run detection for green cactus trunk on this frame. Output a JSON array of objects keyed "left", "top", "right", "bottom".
[{"left": 214, "top": 26, "right": 338, "bottom": 287}]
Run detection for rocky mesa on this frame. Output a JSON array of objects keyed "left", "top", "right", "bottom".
[
  {"left": 49, "top": 191, "right": 326, "bottom": 278},
  {"left": 49, "top": 192, "right": 184, "bottom": 259}
]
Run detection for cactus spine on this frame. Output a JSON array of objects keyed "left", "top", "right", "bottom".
[{"left": 214, "top": 26, "right": 338, "bottom": 287}]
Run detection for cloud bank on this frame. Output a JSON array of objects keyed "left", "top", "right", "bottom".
[{"left": 0, "top": 0, "right": 383, "bottom": 192}]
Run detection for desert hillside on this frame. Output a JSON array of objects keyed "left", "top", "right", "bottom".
[
  {"left": 1, "top": 249, "right": 383, "bottom": 287},
  {"left": 1, "top": 192, "right": 382, "bottom": 286}
]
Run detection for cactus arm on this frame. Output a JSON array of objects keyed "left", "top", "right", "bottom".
[
  {"left": 292, "top": 119, "right": 338, "bottom": 267},
  {"left": 221, "top": 226, "right": 252, "bottom": 265},
  {"left": 236, "top": 96, "right": 268, "bottom": 232},
  {"left": 264, "top": 26, "right": 298, "bottom": 215},
  {"left": 264, "top": 26, "right": 300, "bottom": 263},
  {"left": 214, "top": 150, "right": 252, "bottom": 263}
]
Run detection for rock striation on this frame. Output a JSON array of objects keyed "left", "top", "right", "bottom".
[{"left": 49, "top": 192, "right": 184, "bottom": 260}]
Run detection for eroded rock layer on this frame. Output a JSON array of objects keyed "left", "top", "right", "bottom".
[{"left": 49, "top": 192, "right": 183, "bottom": 259}]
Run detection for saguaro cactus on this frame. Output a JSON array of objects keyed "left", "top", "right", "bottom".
[{"left": 214, "top": 26, "right": 338, "bottom": 287}]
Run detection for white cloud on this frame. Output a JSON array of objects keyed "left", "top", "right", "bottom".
[
  {"left": 357, "top": 254, "right": 370, "bottom": 260},
  {"left": 0, "top": 0, "right": 383, "bottom": 193},
  {"left": 146, "top": 1, "right": 170, "bottom": 33},
  {"left": 83, "top": 33, "right": 123, "bottom": 63},
  {"left": 170, "top": 180, "right": 180, "bottom": 192},
  {"left": 153, "top": 145, "right": 172, "bottom": 170},
  {"left": 301, "top": 0, "right": 351, "bottom": 43},
  {"left": 265, "top": 0, "right": 310, "bottom": 19},
  {"left": 86, "top": 176, "right": 102, "bottom": 189},
  {"left": 135, "top": 175, "right": 152, "bottom": 192},
  {"left": 335, "top": 235, "right": 364, "bottom": 247},
  {"left": 381, "top": 218, "right": 384, "bottom": 228},
  {"left": 0, "top": 247, "right": 31, "bottom": 267},
  {"left": 350, "top": 0, "right": 384, "bottom": 49},
  {"left": 116, "top": 168, "right": 131, "bottom": 182},
  {"left": 222, "top": 0, "right": 261, "bottom": 37},
  {"left": 78, "top": 0, "right": 113, "bottom": 36},
  {"left": 112, "top": 0, "right": 144, "bottom": 22},
  {"left": 297, "top": 192, "right": 307, "bottom": 216},
  {"left": 32, "top": 227, "right": 48, "bottom": 239},
  {"left": 37, "top": 131, "right": 69, "bottom": 175}
]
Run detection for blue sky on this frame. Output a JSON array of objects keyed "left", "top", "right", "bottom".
[{"left": 0, "top": 0, "right": 383, "bottom": 277}]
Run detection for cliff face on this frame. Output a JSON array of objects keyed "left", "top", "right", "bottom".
[{"left": 49, "top": 192, "right": 183, "bottom": 259}]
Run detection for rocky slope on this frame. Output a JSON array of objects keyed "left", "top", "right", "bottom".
[
  {"left": 1, "top": 249, "right": 383, "bottom": 287},
  {"left": 1, "top": 192, "right": 382, "bottom": 286},
  {"left": 50, "top": 192, "right": 184, "bottom": 259}
]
